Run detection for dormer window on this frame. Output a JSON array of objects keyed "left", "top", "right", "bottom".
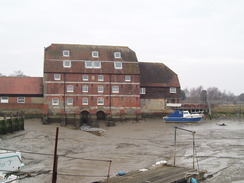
[
  {"left": 92, "top": 51, "right": 99, "bottom": 58},
  {"left": 114, "top": 52, "right": 121, "bottom": 58},
  {"left": 63, "top": 50, "right": 70, "bottom": 57}
]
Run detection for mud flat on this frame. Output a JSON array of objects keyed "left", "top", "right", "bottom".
[{"left": 1, "top": 118, "right": 244, "bottom": 183}]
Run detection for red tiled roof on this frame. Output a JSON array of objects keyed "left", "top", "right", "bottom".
[{"left": 0, "top": 77, "right": 43, "bottom": 95}]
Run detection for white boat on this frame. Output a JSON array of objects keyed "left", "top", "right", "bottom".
[{"left": 0, "top": 150, "right": 24, "bottom": 182}]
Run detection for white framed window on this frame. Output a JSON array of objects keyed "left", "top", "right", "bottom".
[
  {"left": 67, "top": 85, "right": 74, "bottom": 92},
  {"left": 1, "top": 97, "right": 9, "bottom": 103},
  {"left": 63, "top": 60, "right": 71, "bottom": 68},
  {"left": 114, "top": 52, "right": 121, "bottom": 58},
  {"left": 82, "top": 98, "right": 88, "bottom": 105},
  {"left": 125, "top": 75, "right": 131, "bottom": 82},
  {"left": 92, "top": 51, "right": 99, "bottom": 58},
  {"left": 98, "top": 75, "right": 104, "bottom": 81},
  {"left": 112, "top": 86, "right": 119, "bottom": 93},
  {"left": 17, "top": 97, "right": 25, "bottom": 103},
  {"left": 82, "top": 75, "right": 88, "bottom": 81},
  {"left": 140, "top": 88, "right": 146, "bottom": 94},
  {"left": 170, "top": 87, "right": 177, "bottom": 93},
  {"left": 54, "top": 74, "right": 61, "bottom": 80},
  {"left": 98, "top": 85, "right": 104, "bottom": 93},
  {"left": 85, "top": 61, "right": 93, "bottom": 68},
  {"left": 114, "top": 62, "right": 122, "bottom": 69},
  {"left": 82, "top": 85, "right": 88, "bottom": 92},
  {"left": 93, "top": 61, "right": 101, "bottom": 68},
  {"left": 97, "top": 98, "right": 104, "bottom": 105},
  {"left": 85, "top": 61, "right": 102, "bottom": 69},
  {"left": 52, "top": 98, "right": 59, "bottom": 105},
  {"left": 63, "top": 50, "right": 70, "bottom": 57},
  {"left": 67, "top": 98, "right": 73, "bottom": 105}
]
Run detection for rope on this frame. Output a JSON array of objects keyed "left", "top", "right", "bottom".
[{"left": 0, "top": 147, "right": 112, "bottom": 162}]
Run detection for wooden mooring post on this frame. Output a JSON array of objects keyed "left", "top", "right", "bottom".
[
  {"left": 0, "top": 113, "right": 25, "bottom": 135},
  {"left": 52, "top": 127, "right": 59, "bottom": 183}
]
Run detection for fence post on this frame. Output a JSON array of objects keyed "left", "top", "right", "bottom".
[
  {"left": 16, "top": 112, "right": 20, "bottom": 131},
  {"left": 0, "top": 118, "right": 2, "bottom": 135},
  {"left": 9, "top": 114, "right": 13, "bottom": 133},
  {"left": 3, "top": 114, "right": 7, "bottom": 135},
  {"left": 20, "top": 117, "right": 24, "bottom": 130}
]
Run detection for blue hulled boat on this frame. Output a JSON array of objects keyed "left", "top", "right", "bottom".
[{"left": 164, "top": 110, "right": 202, "bottom": 122}]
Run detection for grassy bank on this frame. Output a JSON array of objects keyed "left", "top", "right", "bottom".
[{"left": 211, "top": 104, "right": 244, "bottom": 118}]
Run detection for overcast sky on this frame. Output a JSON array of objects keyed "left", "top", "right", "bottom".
[{"left": 1, "top": 0, "right": 244, "bottom": 95}]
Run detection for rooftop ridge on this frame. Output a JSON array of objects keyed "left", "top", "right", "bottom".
[{"left": 50, "top": 43, "right": 130, "bottom": 49}]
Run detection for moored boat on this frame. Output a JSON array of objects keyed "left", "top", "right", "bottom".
[
  {"left": 164, "top": 110, "right": 202, "bottom": 122},
  {"left": 0, "top": 150, "right": 24, "bottom": 182}
]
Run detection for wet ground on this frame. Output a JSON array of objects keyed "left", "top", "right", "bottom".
[
  {"left": 1, "top": 118, "right": 244, "bottom": 183},
  {"left": 184, "top": 119, "right": 244, "bottom": 183}
]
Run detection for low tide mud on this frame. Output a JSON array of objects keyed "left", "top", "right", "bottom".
[{"left": 1, "top": 118, "right": 244, "bottom": 183}]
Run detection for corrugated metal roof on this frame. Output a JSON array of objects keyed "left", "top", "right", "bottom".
[
  {"left": 0, "top": 77, "right": 43, "bottom": 95},
  {"left": 139, "top": 62, "right": 180, "bottom": 87}
]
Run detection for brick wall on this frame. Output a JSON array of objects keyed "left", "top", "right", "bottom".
[{"left": 44, "top": 73, "right": 141, "bottom": 117}]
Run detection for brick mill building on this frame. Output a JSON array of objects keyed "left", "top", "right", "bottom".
[
  {"left": 44, "top": 44, "right": 141, "bottom": 123},
  {"left": 0, "top": 43, "right": 181, "bottom": 124}
]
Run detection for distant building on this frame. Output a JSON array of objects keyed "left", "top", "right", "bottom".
[
  {"left": 0, "top": 77, "right": 43, "bottom": 114},
  {"left": 139, "top": 62, "right": 181, "bottom": 116},
  {"left": 0, "top": 43, "right": 181, "bottom": 124}
]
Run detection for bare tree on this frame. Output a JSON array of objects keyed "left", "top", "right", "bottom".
[
  {"left": 238, "top": 93, "right": 244, "bottom": 101},
  {"left": 207, "top": 87, "right": 220, "bottom": 101},
  {"left": 184, "top": 86, "right": 237, "bottom": 104},
  {"left": 188, "top": 86, "right": 204, "bottom": 102},
  {"left": 9, "top": 70, "right": 29, "bottom": 77}
]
